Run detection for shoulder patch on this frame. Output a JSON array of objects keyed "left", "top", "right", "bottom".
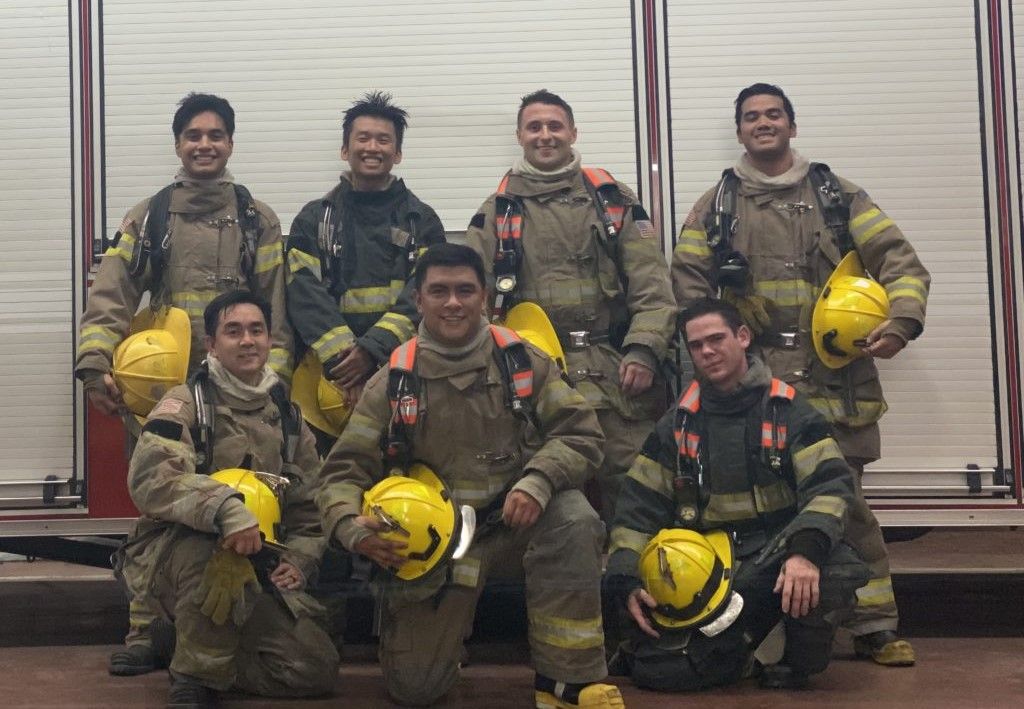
[
  {"left": 151, "top": 397, "right": 185, "bottom": 417},
  {"left": 142, "top": 418, "right": 184, "bottom": 441},
  {"left": 469, "top": 212, "right": 485, "bottom": 229}
]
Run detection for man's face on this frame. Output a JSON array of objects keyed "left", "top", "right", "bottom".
[
  {"left": 175, "top": 111, "right": 233, "bottom": 180},
  {"left": 736, "top": 94, "right": 796, "bottom": 162},
  {"left": 415, "top": 265, "right": 486, "bottom": 348},
  {"left": 517, "top": 102, "right": 577, "bottom": 171},
  {"left": 684, "top": 313, "right": 751, "bottom": 391},
  {"left": 342, "top": 116, "right": 402, "bottom": 187},
  {"left": 204, "top": 303, "right": 270, "bottom": 384}
]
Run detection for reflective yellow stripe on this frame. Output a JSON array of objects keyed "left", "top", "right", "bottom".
[
  {"left": 792, "top": 437, "right": 844, "bottom": 484},
  {"left": 336, "top": 412, "right": 381, "bottom": 451},
  {"left": 528, "top": 612, "right": 604, "bottom": 650},
  {"left": 78, "top": 325, "right": 121, "bottom": 355},
  {"left": 170, "top": 290, "right": 219, "bottom": 317},
  {"left": 536, "top": 379, "right": 584, "bottom": 427},
  {"left": 451, "top": 557, "right": 481, "bottom": 588},
  {"left": 625, "top": 454, "right": 674, "bottom": 499},
  {"left": 802, "top": 495, "right": 847, "bottom": 520},
  {"left": 374, "top": 312, "right": 415, "bottom": 342},
  {"left": 449, "top": 477, "right": 510, "bottom": 506},
  {"left": 106, "top": 231, "right": 137, "bottom": 263},
  {"left": 755, "top": 279, "right": 816, "bottom": 307},
  {"left": 703, "top": 492, "right": 758, "bottom": 523},
  {"left": 850, "top": 208, "right": 895, "bottom": 248},
  {"left": 521, "top": 279, "right": 600, "bottom": 308},
  {"left": 268, "top": 348, "right": 292, "bottom": 378},
  {"left": 341, "top": 280, "right": 404, "bottom": 315},
  {"left": 854, "top": 576, "right": 896, "bottom": 607},
  {"left": 674, "top": 228, "right": 712, "bottom": 257},
  {"left": 254, "top": 242, "right": 283, "bottom": 274},
  {"left": 752, "top": 480, "right": 797, "bottom": 514},
  {"left": 885, "top": 276, "right": 927, "bottom": 305},
  {"left": 312, "top": 325, "right": 355, "bottom": 361},
  {"left": 807, "top": 397, "right": 887, "bottom": 427},
  {"left": 631, "top": 307, "right": 676, "bottom": 334},
  {"left": 287, "top": 247, "right": 321, "bottom": 279},
  {"left": 609, "top": 526, "right": 651, "bottom": 557}
]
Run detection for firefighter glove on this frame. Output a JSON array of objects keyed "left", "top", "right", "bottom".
[
  {"left": 195, "top": 549, "right": 259, "bottom": 626},
  {"left": 722, "top": 287, "right": 773, "bottom": 335}
]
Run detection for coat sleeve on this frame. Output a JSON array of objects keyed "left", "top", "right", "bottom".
[
  {"left": 518, "top": 344, "right": 605, "bottom": 494},
  {"left": 315, "top": 367, "right": 391, "bottom": 551},
  {"left": 75, "top": 201, "right": 151, "bottom": 377},
  {"left": 285, "top": 199, "right": 357, "bottom": 366},
  {"left": 464, "top": 194, "right": 500, "bottom": 290},
  {"left": 357, "top": 204, "right": 447, "bottom": 364},
  {"left": 670, "top": 187, "right": 718, "bottom": 308},
  {"left": 279, "top": 420, "right": 328, "bottom": 580},
  {"left": 127, "top": 386, "right": 248, "bottom": 534},
  {"left": 252, "top": 201, "right": 294, "bottom": 380}
]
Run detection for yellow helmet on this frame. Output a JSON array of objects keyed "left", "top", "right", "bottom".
[
  {"left": 812, "top": 252, "right": 890, "bottom": 369},
  {"left": 209, "top": 468, "right": 290, "bottom": 549},
  {"left": 361, "top": 463, "right": 475, "bottom": 581},
  {"left": 639, "top": 528, "right": 735, "bottom": 631},
  {"left": 503, "top": 302, "right": 567, "bottom": 374},
  {"left": 291, "top": 351, "right": 351, "bottom": 437},
  {"left": 113, "top": 307, "right": 191, "bottom": 416}
]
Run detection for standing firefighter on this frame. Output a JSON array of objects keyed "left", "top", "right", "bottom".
[
  {"left": 76, "top": 92, "right": 292, "bottom": 676},
  {"left": 286, "top": 91, "right": 445, "bottom": 450},
  {"left": 465, "top": 89, "right": 676, "bottom": 523},
  {"left": 316, "top": 244, "right": 624, "bottom": 708},
  {"left": 671, "top": 83, "right": 929, "bottom": 665},
  {"left": 119, "top": 291, "right": 337, "bottom": 707}
]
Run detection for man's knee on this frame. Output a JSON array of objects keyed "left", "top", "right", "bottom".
[
  {"left": 537, "top": 490, "right": 604, "bottom": 548},
  {"left": 382, "top": 659, "right": 459, "bottom": 706}
]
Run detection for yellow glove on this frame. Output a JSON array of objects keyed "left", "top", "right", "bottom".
[
  {"left": 195, "top": 549, "right": 259, "bottom": 626},
  {"left": 721, "top": 288, "right": 773, "bottom": 335}
]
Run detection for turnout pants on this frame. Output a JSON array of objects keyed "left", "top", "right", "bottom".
[{"left": 378, "top": 490, "right": 608, "bottom": 706}]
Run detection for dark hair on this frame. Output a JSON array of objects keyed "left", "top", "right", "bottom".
[
  {"left": 679, "top": 298, "right": 745, "bottom": 343},
  {"left": 414, "top": 244, "right": 486, "bottom": 290},
  {"left": 342, "top": 91, "right": 409, "bottom": 150},
  {"left": 517, "top": 89, "right": 574, "bottom": 127},
  {"left": 172, "top": 93, "right": 235, "bottom": 139},
  {"left": 734, "top": 83, "right": 795, "bottom": 127},
  {"left": 203, "top": 290, "right": 272, "bottom": 338}
]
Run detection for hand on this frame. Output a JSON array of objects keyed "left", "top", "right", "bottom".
[
  {"left": 222, "top": 525, "right": 262, "bottom": 556},
  {"left": 344, "top": 382, "right": 365, "bottom": 407},
  {"left": 774, "top": 554, "right": 820, "bottom": 618},
  {"left": 87, "top": 374, "right": 125, "bottom": 416},
  {"left": 502, "top": 490, "right": 542, "bottom": 529},
  {"left": 329, "top": 345, "right": 374, "bottom": 389},
  {"left": 352, "top": 515, "right": 409, "bottom": 570},
  {"left": 626, "top": 588, "right": 661, "bottom": 639},
  {"left": 862, "top": 320, "right": 905, "bottom": 359},
  {"left": 195, "top": 549, "right": 260, "bottom": 626},
  {"left": 270, "top": 560, "right": 306, "bottom": 591},
  {"left": 619, "top": 361, "right": 654, "bottom": 397}
]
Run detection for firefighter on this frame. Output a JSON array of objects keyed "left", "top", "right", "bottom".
[
  {"left": 605, "top": 298, "right": 868, "bottom": 690},
  {"left": 285, "top": 91, "right": 445, "bottom": 451},
  {"left": 119, "top": 290, "right": 338, "bottom": 707},
  {"left": 77, "top": 92, "right": 292, "bottom": 677},
  {"left": 671, "top": 83, "right": 930, "bottom": 666},
  {"left": 465, "top": 89, "right": 676, "bottom": 524},
  {"left": 316, "top": 244, "right": 624, "bottom": 708}
]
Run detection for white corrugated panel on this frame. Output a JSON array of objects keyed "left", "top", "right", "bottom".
[
  {"left": 666, "top": 0, "right": 995, "bottom": 474},
  {"left": 101, "top": 0, "right": 639, "bottom": 235},
  {"left": 0, "top": 2, "right": 74, "bottom": 482}
]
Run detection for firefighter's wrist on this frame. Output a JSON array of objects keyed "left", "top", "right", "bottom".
[
  {"left": 883, "top": 316, "right": 919, "bottom": 344},
  {"left": 512, "top": 472, "right": 553, "bottom": 511},
  {"left": 335, "top": 515, "right": 374, "bottom": 552},
  {"left": 622, "top": 345, "right": 657, "bottom": 373},
  {"left": 216, "top": 497, "right": 259, "bottom": 539},
  {"left": 79, "top": 368, "right": 109, "bottom": 392},
  {"left": 786, "top": 529, "right": 830, "bottom": 569}
]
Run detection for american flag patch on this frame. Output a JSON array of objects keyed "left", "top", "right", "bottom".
[
  {"left": 119, "top": 215, "right": 133, "bottom": 233},
  {"left": 150, "top": 398, "right": 184, "bottom": 417},
  {"left": 683, "top": 208, "right": 697, "bottom": 227},
  {"left": 636, "top": 220, "right": 656, "bottom": 238}
]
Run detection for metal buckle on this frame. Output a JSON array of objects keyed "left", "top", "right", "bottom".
[
  {"left": 777, "top": 331, "right": 800, "bottom": 349},
  {"left": 568, "top": 331, "right": 590, "bottom": 348}
]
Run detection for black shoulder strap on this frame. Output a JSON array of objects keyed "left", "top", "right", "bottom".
[
  {"left": 703, "top": 168, "right": 740, "bottom": 270},
  {"left": 134, "top": 184, "right": 175, "bottom": 281},
  {"left": 269, "top": 382, "right": 301, "bottom": 466},
  {"left": 808, "top": 163, "right": 854, "bottom": 256},
  {"left": 187, "top": 364, "right": 215, "bottom": 476},
  {"left": 233, "top": 184, "right": 262, "bottom": 291},
  {"left": 490, "top": 337, "right": 538, "bottom": 428}
]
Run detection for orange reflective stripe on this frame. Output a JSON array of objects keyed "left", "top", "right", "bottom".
[
  {"left": 769, "top": 378, "right": 795, "bottom": 400},
  {"left": 495, "top": 213, "right": 522, "bottom": 240},
  {"left": 489, "top": 325, "right": 521, "bottom": 348},
  {"left": 678, "top": 380, "right": 701, "bottom": 414},
  {"left": 497, "top": 175, "right": 510, "bottom": 194},
  {"left": 761, "top": 422, "right": 774, "bottom": 448},
  {"left": 512, "top": 370, "right": 533, "bottom": 398},
  {"left": 776, "top": 424, "right": 788, "bottom": 449},
  {"left": 582, "top": 167, "right": 615, "bottom": 188},
  {"left": 389, "top": 338, "right": 418, "bottom": 373},
  {"left": 605, "top": 204, "right": 625, "bottom": 230},
  {"left": 685, "top": 432, "right": 699, "bottom": 459}
]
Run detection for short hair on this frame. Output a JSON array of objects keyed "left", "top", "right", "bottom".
[
  {"left": 414, "top": 244, "right": 486, "bottom": 291},
  {"left": 734, "top": 83, "right": 795, "bottom": 127},
  {"left": 203, "top": 290, "right": 272, "bottom": 338},
  {"left": 517, "top": 89, "right": 574, "bottom": 127},
  {"left": 172, "top": 93, "right": 235, "bottom": 139},
  {"left": 342, "top": 91, "right": 409, "bottom": 150},
  {"left": 679, "top": 298, "right": 745, "bottom": 343}
]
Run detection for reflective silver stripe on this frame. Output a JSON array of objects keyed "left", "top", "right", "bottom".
[
  {"left": 78, "top": 325, "right": 121, "bottom": 355},
  {"left": 792, "top": 437, "right": 844, "bottom": 484},
  {"left": 703, "top": 492, "right": 758, "bottom": 523},
  {"left": 374, "top": 312, "right": 415, "bottom": 342},
  {"left": 673, "top": 228, "right": 712, "bottom": 257},
  {"left": 528, "top": 611, "right": 605, "bottom": 650},
  {"left": 802, "top": 495, "right": 847, "bottom": 519},
  {"left": 625, "top": 454, "right": 674, "bottom": 499},
  {"left": 451, "top": 557, "right": 481, "bottom": 588},
  {"left": 521, "top": 278, "right": 600, "bottom": 307},
  {"left": 311, "top": 325, "right": 355, "bottom": 361},
  {"left": 609, "top": 526, "right": 651, "bottom": 556},
  {"left": 885, "top": 276, "right": 927, "bottom": 305},
  {"left": 752, "top": 480, "right": 797, "bottom": 514},
  {"left": 807, "top": 398, "right": 887, "bottom": 427},
  {"left": 854, "top": 576, "right": 896, "bottom": 607},
  {"left": 267, "top": 348, "right": 292, "bottom": 378},
  {"left": 755, "top": 279, "right": 816, "bottom": 307},
  {"left": 850, "top": 207, "right": 894, "bottom": 248},
  {"left": 286, "top": 248, "right": 321, "bottom": 279},
  {"left": 337, "top": 412, "right": 382, "bottom": 451},
  {"left": 170, "top": 291, "right": 220, "bottom": 317},
  {"left": 254, "top": 242, "right": 283, "bottom": 274}
]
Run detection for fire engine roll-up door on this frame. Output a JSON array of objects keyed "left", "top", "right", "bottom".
[
  {"left": 0, "top": 1, "right": 76, "bottom": 510},
  {"left": 665, "top": 1, "right": 1000, "bottom": 502},
  {"left": 100, "top": 0, "right": 641, "bottom": 233}
]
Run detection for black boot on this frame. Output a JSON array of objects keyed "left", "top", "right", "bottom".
[{"left": 167, "top": 677, "right": 216, "bottom": 708}]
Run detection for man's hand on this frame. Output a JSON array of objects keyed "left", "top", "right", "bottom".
[
  {"left": 502, "top": 490, "right": 542, "bottom": 529},
  {"left": 352, "top": 515, "right": 409, "bottom": 570},
  {"left": 344, "top": 382, "right": 365, "bottom": 408},
  {"left": 222, "top": 525, "right": 262, "bottom": 556},
  {"left": 87, "top": 373, "right": 125, "bottom": 416},
  {"left": 329, "top": 345, "right": 374, "bottom": 389},
  {"left": 270, "top": 560, "right": 306, "bottom": 591},
  {"left": 774, "top": 554, "right": 820, "bottom": 618},
  {"left": 626, "top": 588, "right": 661, "bottom": 639},
  {"left": 619, "top": 361, "right": 654, "bottom": 397},
  {"left": 863, "top": 320, "right": 906, "bottom": 359}
]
